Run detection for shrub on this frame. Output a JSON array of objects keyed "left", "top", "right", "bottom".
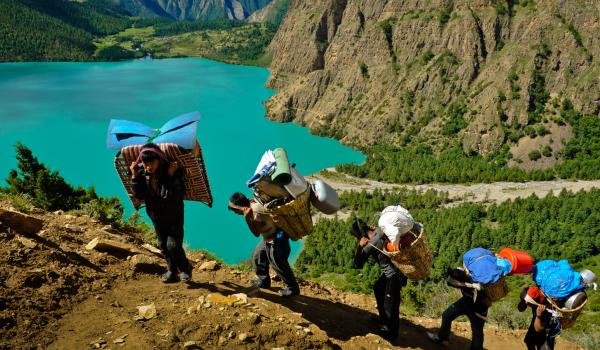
[
  {"left": 75, "top": 197, "right": 124, "bottom": 225},
  {"left": 528, "top": 150, "right": 542, "bottom": 161}
]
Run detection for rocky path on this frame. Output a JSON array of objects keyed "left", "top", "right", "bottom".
[{"left": 0, "top": 202, "right": 583, "bottom": 350}]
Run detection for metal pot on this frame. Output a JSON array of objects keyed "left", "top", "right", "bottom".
[{"left": 564, "top": 292, "right": 587, "bottom": 310}]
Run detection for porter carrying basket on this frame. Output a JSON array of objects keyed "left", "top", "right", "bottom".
[
  {"left": 114, "top": 142, "right": 213, "bottom": 209},
  {"left": 388, "top": 227, "right": 432, "bottom": 281},
  {"left": 266, "top": 188, "right": 313, "bottom": 241}
]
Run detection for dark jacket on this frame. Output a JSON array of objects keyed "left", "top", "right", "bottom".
[
  {"left": 447, "top": 268, "right": 491, "bottom": 311},
  {"left": 131, "top": 165, "right": 185, "bottom": 228},
  {"left": 353, "top": 229, "right": 403, "bottom": 279}
]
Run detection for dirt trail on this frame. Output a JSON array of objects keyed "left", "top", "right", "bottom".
[
  {"left": 309, "top": 169, "right": 600, "bottom": 204},
  {"left": 0, "top": 202, "right": 583, "bottom": 350}
]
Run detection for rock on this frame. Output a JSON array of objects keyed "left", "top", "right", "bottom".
[
  {"left": 271, "top": 348, "right": 285, "bottom": 350},
  {"left": 303, "top": 328, "right": 312, "bottom": 334},
  {"left": 86, "top": 237, "right": 144, "bottom": 255},
  {"left": 64, "top": 214, "right": 76, "bottom": 220},
  {"left": 129, "top": 254, "right": 160, "bottom": 271},
  {"left": 16, "top": 236, "right": 37, "bottom": 249},
  {"left": 227, "top": 331, "right": 236, "bottom": 339},
  {"left": 113, "top": 338, "right": 125, "bottom": 344},
  {"left": 197, "top": 296, "right": 205, "bottom": 304},
  {"left": 198, "top": 260, "right": 219, "bottom": 271},
  {"left": 137, "top": 303, "right": 157, "bottom": 320},
  {"left": 214, "top": 324, "right": 222, "bottom": 332},
  {"left": 218, "top": 336, "right": 227, "bottom": 346},
  {"left": 182, "top": 341, "right": 202, "bottom": 349},
  {"left": 238, "top": 333, "right": 248, "bottom": 342},
  {"left": 202, "top": 303, "right": 211, "bottom": 308},
  {"left": 206, "top": 293, "right": 241, "bottom": 307},
  {"left": 64, "top": 223, "right": 83, "bottom": 233},
  {"left": 142, "top": 243, "right": 163, "bottom": 257},
  {"left": 231, "top": 293, "right": 248, "bottom": 304},
  {"left": 0, "top": 208, "right": 43, "bottom": 234},
  {"left": 53, "top": 210, "right": 64, "bottom": 215},
  {"left": 187, "top": 306, "right": 195, "bottom": 315}
]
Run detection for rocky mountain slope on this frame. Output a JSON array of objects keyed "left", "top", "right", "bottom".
[
  {"left": 0, "top": 201, "right": 582, "bottom": 349},
  {"left": 265, "top": 0, "right": 599, "bottom": 157},
  {"left": 113, "top": 0, "right": 272, "bottom": 20}
]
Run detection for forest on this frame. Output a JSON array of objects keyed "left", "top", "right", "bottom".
[{"left": 338, "top": 101, "right": 600, "bottom": 184}]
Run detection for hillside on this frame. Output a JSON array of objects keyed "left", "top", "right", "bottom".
[
  {"left": 265, "top": 0, "right": 599, "bottom": 176},
  {"left": 113, "top": 0, "right": 273, "bottom": 21},
  {"left": 0, "top": 201, "right": 583, "bottom": 350}
]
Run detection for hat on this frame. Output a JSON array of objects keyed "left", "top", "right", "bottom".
[{"left": 378, "top": 206, "right": 414, "bottom": 244}]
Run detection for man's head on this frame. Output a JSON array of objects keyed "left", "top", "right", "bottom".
[
  {"left": 228, "top": 192, "right": 250, "bottom": 215},
  {"left": 140, "top": 143, "right": 164, "bottom": 175}
]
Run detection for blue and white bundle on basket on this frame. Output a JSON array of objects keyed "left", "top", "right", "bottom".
[
  {"left": 107, "top": 112, "right": 212, "bottom": 209},
  {"left": 463, "top": 247, "right": 504, "bottom": 284},
  {"left": 534, "top": 260, "right": 585, "bottom": 299}
]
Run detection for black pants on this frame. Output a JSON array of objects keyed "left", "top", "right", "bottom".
[
  {"left": 252, "top": 232, "right": 299, "bottom": 291},
  {"left": 439, "top": 296, "right": 488, "bottom": 350},
  {"left": 155, "top": 222, "right": 190, "bottom": 274},
  {"left": 373, "top": 273, "right": 403, "bottom": 338}
]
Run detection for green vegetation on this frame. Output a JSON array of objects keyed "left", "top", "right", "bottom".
[
  {"left": 1, "top": 144, "right": 152, "bottom": 238},
  {"left": 528, "top": 150, "right": 542, "bottom": 161},
  {"left": 1, "top": 0, "right": 281, "bottom": 65},
  {"left": 296, "top": 188, "right": 600, "bottom": 347},
  {"left": 441, "top": 101, "right": 468, "bottom": 135},
  {"left": 438, "top": 1, "right": 453, "bottom": 27},
  {"left": 358, "top": 62, "right": 369, "bottom": 79}
]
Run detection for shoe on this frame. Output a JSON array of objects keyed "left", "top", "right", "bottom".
[
  {"left": 280, "top": 287, "right": 300, "bottom": 297},
  {"left": 160, "top": 271, "right": 180, "bottom": 283},
  {"left": 250, "top": 279, "right": 271, "bottom": 288},
  {"left": 369, "top": 315, "right": 384, "bottom": 325},
  {"left": 180, "top": 270, "right": 192, "bottom": 283},
  {"left": 426, "top": 331, "right": 449, "bottom": 346}
]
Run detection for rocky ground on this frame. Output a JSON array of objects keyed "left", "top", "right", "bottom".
[{"left": 0, "top": 201, "right": 582, "bottom": 349}]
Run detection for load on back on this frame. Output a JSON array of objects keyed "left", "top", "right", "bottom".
[
  {"left": 247, "top": 148, "right": 340, "bottom": 240},
  {"left": 106, "top": 112, "right": 213, "bottom": 209}
]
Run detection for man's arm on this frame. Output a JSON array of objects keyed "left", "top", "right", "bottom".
[
  {"left": 353, "top": 237, "right": 369, "bottom": 269},
  {"left": 533, "top": 305, "right": 546, "bottom": 332},
  {"left": 130, "top": 163, "right": 147, "bottom": 200},
  {"left": 244, "top": 208, "right": 263, "bottom": 237}
]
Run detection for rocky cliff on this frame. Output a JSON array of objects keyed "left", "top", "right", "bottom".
[
  {"left": 265, "top": 0, "right": 599, "bottom": 156},
  {"left": 114, "top": 0, "right": 272, "bottom": 20}
]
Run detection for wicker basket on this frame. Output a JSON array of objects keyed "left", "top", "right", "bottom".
[
  {"left": 266, "top": 189, "right": 313, "bottom": 241},
  {"left": 389, "top": 228, "right": 432, "bottom": 281},
  {"left": 482, "top": 277, "right": 509, "bottom": 302},
  {"left": 114, "top": 141, "right": 213, "bottom": 209},
  {"left": 547, "top": 296, "right": 587, "bottom": 329}
]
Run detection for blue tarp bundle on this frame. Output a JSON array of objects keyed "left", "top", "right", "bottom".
[
  {"left": 463, "top": 247, "right": 504, "bottom": 284},
  {"left": 106, "top": 112, "right": 201, "bottom": 150},
  {"left": 534, "top": 260, "right": 584, "bottom": 299}
]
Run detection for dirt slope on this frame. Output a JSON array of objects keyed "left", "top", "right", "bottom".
[{"left": 0, "top": 202, "right": 582, "bottom": 350}]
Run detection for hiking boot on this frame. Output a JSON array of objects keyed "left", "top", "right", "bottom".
[
  {"left": 160, "top": 271, "right": 179, "bottom": 284},
  {"left": 250, "top": 279, "right": 270, "bottom": 288},
  {"left": 280, "top": 287, "right": 300, "bottom": 298},
  {"left": 369, "top": 315, "right": 385, "bottom": 326},
  {"left": 377, "top": 325, "right": 398, "bottom": 341},
  {"left": 426, "top": 331, "right": 449, "bottom": 346}
]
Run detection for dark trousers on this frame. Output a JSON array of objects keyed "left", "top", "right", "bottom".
[
  {"left": 155, "top": 223, "right": 190, "bottom": 274},
  {"left": 252, "top": 232, "right": 299, "bottom": 291},
  {"left": 373, "top": 273, "right": 402, "bottom": 338},
  {"left": 439, "top": 296, "right": 488, "bottom": 350}
]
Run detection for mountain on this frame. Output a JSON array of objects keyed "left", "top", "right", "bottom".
[
  {"left": 265, "top": 0, "right": 599, "bottom": 161},
  {"left": 112, "top": 0, "right": 273, "bottom": 21},
  {"left": 247, "top": 0, "right": 290, "bottom": 24}
]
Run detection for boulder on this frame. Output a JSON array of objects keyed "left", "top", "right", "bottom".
[
  {"left": 137, "top": 303, "right": 157, "bottom": 320},
  {"left": 129, "top": 254, "right": 161, "bottom": 271},
  {"left": 0, "top": 208, "right": 43, "bottom": 234},
  {"left": 198, "top": 260, "right": 219, "bottom": 271}
]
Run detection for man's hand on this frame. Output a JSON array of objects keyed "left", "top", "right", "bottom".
[
  {"left": 359, "top": 237, "right": 369, "bottom": 247},
  {"left": 168, "top": 161, "right": 179, "bottom": 176},
  {"left": 242, "top": 207, "right": 252, "bottom": 217},
  {"left": 536, "top": 304, "right": 546, "bottom": 317},
  {"left": 130, "top": 161, "right": 139, "bottom": 179}
]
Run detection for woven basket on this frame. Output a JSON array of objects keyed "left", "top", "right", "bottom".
[
  {"left": 266, "top": 189, "right": 313, "bottom": 241},
  {"left": 114, "top": 141, "right": 213, "bottom": 209},
  {"left": 482, "top": 277, "right": 509, "bottom": 302},
  {"left": 547, "top": 296, "right": 587, "bottom": 329},
  {"left": 389, "top": 228, "right": 432, "bottom": 281}
]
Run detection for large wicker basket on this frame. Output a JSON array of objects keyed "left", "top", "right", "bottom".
[
  {"left": 389, "top": 228, "right": 432, "bottom": 281},
  {"left": 482, "top": 277, "right": 509, "bottom": 302},
  {"left": 266, "top": 189, "right": 313, "bottom": 241},
  {"left": 114, "top": 141, "right": 213, "bottom": 209},
  {"left": 547, "top": 296, "right": 587, "bottom": 329}
]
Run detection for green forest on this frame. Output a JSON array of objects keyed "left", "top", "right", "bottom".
[
  {"left": 296, "top": 188, "right": 600, "bottom": 348},
  {"left": 0, "top": 0, "right": 278, "bottom": 64},
  {"left": 337, "top": 101, "right": 600, "bottom": 184}
]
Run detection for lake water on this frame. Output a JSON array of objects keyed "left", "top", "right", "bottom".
[{"left": 0, "top": 58, "right": 364, "bottom": 264}]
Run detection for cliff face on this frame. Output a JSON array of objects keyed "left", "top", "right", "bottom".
[
  {"left": 265, "top": 0, "right": 600, "bottom": 155},
  {"left": 115, "top": 0, "right": 272, "bottom": 20}
]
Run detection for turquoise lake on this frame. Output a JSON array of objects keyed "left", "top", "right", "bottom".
[{"left": 0, "top": 58, "right": 364, "bottom": 264}]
